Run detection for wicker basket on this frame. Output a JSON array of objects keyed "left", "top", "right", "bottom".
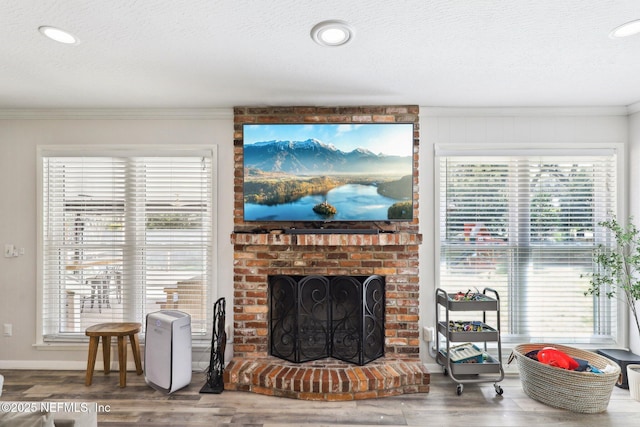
[{"left": 509, "top": 343, "right": 621, "bottom": 413}]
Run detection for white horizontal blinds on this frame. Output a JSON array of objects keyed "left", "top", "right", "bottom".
[
  {"left": 42, "top": 157, "right": 126, "bottom": 338},
  {"left": 42, "top": 153, "right": 212, "bottom": 340},
  {"left": 438, "top": 154, "right": 617, "bottom": 344},
  {"left": 131, "top": 157, "right": 212, "bottom": 334}
]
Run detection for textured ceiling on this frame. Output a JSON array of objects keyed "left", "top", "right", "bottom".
[{"left": 2, "top": 0, "right": 640, "bottom": 109}]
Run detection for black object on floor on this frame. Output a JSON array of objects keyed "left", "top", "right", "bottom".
[
  {"left": 200, "top": 297, "right": 226, "bottom": 394},
  {"left": 596, "top": 348, "right": 640, "bottom": 389}
]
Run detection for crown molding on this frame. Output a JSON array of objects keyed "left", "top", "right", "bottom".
[
  {"left": 0, "top": 108, "right": 233, "bottom": 120},
  {"left": 420, "top": 106, "right": 630, "bottom": 117},
  {"left": 2, "top": 106, "right": 637, "bottom": 119},
  {"left": 628, "top": 102, "right": 640, "bottom": 115}
]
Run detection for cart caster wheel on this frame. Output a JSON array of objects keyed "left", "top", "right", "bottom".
[
  {"left": 495, "top": 385, "right": 503, "bottom": 395},
  {"left": 456, "top": 384, "right": 463, "bottom": 396}
]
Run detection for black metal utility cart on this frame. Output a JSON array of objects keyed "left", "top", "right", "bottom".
[{"left": 435, "top": 287, "right": 504, "bottom": 396}]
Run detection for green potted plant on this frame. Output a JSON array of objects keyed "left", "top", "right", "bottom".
[
  {"left": 586, "top": 216, "right": 640, "bottom": 336},
  {"left": 585, "top": 216, "right": 640, "bottom": 397}
]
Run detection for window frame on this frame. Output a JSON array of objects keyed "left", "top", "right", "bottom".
[
  {"left": 35, "top": 145, "right": 218, "bottom": 346},
  {"left": 433, "top": 142, "right": 629, "bottom": 347}
]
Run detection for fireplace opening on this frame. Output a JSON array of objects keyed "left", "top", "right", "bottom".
[{"left": 268, "top": 274, "right": 385, "bottom": 366}]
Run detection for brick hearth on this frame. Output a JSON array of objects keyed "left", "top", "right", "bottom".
[{"left": 224, "top": 356, "right": 430, "bottom": 401}]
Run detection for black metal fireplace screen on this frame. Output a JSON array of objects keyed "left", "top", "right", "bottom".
[{"left": 269, "top": 274, "right": 385, "bottom": 366}]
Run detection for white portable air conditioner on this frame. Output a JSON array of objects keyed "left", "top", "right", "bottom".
[{"left": 145, "top": 310, "right": 192, "bottom": 393}]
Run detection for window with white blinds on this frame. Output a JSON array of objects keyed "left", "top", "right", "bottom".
[
  {"left": 40, "top": 148, "right": 215, "bottom": 341},
  {"left": 437, "top": 149, "right": 619, "bottom": 344}
]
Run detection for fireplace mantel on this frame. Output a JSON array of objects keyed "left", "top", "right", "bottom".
[{"left": 231, "top": 232, "right": 422, "bottom": 247}]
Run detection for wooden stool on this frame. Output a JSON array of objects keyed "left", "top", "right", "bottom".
[{"left": 85, "top": 322, "right": 143, "bottom": 387}]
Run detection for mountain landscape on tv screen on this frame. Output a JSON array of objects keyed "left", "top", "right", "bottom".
[
  {"left": 244, "top": 138, "right": 410, "bottom": 174},
  {"left": 243, "top": 138, "right": 413, "bottom": 222}
]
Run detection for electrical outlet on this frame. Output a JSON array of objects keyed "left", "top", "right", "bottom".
[
  {"left": 423, "top": 326, "right": 434, "bottom": 342},
  {"left": 3, "top": 323, "right": 12, "bottom": 337}
]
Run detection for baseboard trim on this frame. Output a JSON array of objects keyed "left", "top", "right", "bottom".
[
  {"left": 0, "top": 360, "right": 207, "bottom": 372},
  {"left": 0, "top": 360, "right": 86, "bottom": 370}
]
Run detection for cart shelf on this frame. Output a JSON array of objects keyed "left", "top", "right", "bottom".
[
  {"left": 437, "top": 351, "right": 502, "bottom": 375},
  {"left": 436, "top": 292, "right": 499, "bottom": 311},
  {"left": 437, "top": 321, "right": 499, "bottom": 342}
]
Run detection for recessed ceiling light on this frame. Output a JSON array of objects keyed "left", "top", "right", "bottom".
[
  {"left": 38, "top": 26, "right": 79, "bottom": 44},
  {"left": 311, "top": 20, "right": 354, "bottom": 47},
  {"left": 609, "top": 19, "right": 640, "bottom": 38}
]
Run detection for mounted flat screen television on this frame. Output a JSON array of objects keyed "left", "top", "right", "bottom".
[{"left": 242, "top": 123, "right": 414, "bottom": 222}]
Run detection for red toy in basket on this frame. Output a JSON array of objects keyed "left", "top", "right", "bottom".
[{"left": 537, "top": 347, "right": 579, "bottom": 370}]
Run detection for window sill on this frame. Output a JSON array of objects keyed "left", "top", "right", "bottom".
[{"left": 33, "top": 342, "right": 88, "bottom": 351}]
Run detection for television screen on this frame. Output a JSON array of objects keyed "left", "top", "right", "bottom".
[{"left": 242, "top": 123, "right": 414, "bottom": 222}]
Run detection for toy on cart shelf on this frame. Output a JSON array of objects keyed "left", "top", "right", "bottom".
[
  {"left": 440, "top": 342, "right": 484, "bottom": 364},
  {"left": 448, "top": 320, "right": 494, "bottom": 332},
  {"left": 450, "top": 290, "right": 494, "bottom": 302}
]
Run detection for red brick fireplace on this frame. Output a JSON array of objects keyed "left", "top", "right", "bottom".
[{"left": 223, "top": 106, "right": 430, "bottom": 400}]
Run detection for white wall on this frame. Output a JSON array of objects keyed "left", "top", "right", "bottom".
[
  {"left": 629, "top": 108, "right": 640, "bottom": 354},
  {"left": 418, "top": 107, "right": 629, "bottom": 364},
  {"left": 0, "top": 110, "right": 235, "bottom": 370},
  {"left": 0, "top": 107, "right": 633, "bottom": 370}
]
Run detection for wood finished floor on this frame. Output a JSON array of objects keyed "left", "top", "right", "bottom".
[{"left": 1, "top": 368, "right": 638, "bottom": 426}]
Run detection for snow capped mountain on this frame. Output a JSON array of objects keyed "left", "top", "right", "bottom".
[
  {"left": 252, "top": 138, "right": 338, "bottom": 152},
  {"left": 351, "top": 147, "right": 376, "bottom": 156},
  {"left": 244, "top": 138, "right": 410, "bottom": 174}
]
